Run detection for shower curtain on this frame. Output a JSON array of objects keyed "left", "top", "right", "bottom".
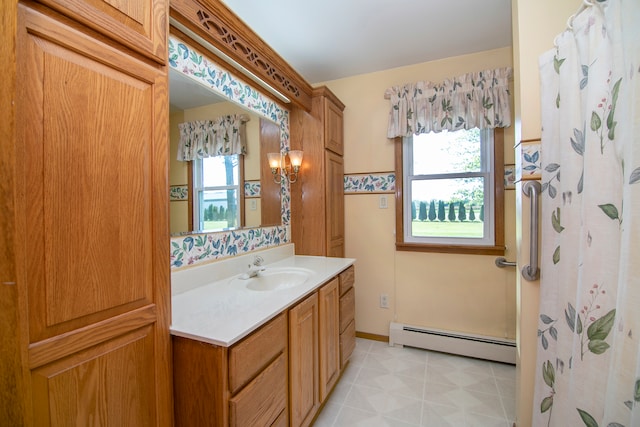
[{"left": 533, "top": 1, "right": 640, "bottom": 427}]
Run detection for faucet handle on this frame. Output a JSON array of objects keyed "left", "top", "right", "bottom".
[{"left": 253, "top": 255, "right": 264, "bottom": 266}]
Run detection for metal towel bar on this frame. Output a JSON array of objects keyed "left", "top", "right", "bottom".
[
  {"left": 495, "top": 257, "right": 516, "bottom": 268},
  {"left": 521, "top": 181, "right": 542, "bottom": 281}
]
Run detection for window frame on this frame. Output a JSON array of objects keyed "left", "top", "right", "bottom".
[
  {"left": 394, "top": 127, "right": 505, "bottom": 255},
  {"left": 191, "top": 155, "right": 245, "bottom": 231}
]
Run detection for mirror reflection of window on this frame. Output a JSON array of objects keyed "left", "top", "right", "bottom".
[
  {"left": 193, "top": 155, "right": 241, "bottom": 231},
  {"left": 168, "top": 62, "right": 285, "bottom": 235}
]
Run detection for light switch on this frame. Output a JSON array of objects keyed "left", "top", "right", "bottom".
[
  {"left": 379, "top": 195, "right": 388, "bottom": 209},
  {"left": 249, "top": 199, "right": 257, "bottom": 211}
]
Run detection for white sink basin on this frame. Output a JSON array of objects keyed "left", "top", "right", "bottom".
[{"left": 232, "top": 267, "right": 314, "bottom": 291}]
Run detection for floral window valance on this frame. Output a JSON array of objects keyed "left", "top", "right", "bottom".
[
  {"left": 177, "top": 114, "right": 248, "bottom": 161},
  {"left": 385, "top": 67, "right": 512, "bottom": 138}
]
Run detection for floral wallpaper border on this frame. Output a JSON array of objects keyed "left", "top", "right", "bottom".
[
  {"left": 346, "top": 168, "right": 518, "bottom": 193},
  {"left": 170, "top": 226, "right": 288, "bottom": 268},
  {"left": 170, "top": 185, "right": 189, "bottom": 201},
  {"left": 344, "top": 173, "right": 396, "bottom": 193},
  {"left": 521, "top": 139, "right": 542, "bottom": 180},
  {"left": 504, "top": 164, "right": 516, "bottom": 189},
  {"left": 244, "top": 180, "right": 261, "bottom": 197},
  {"left": 169, "top": 36, "right": 290, "bottom": 268}
]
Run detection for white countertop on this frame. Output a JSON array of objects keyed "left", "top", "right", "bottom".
[{"left": 171, "top": 252, "right": 355, "bottom": 347}]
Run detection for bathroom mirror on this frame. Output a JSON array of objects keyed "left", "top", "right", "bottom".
[{"left": 169, "top": 66, "right": 282, "bottom": 235}]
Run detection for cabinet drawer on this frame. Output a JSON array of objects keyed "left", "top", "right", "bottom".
[
  {"left": 340, "top": 319, "right": 356, "bottom": 367},
  {"left": 339, "top": 266, "right": 355, "bottom": 296},
  {"left": 339, "top": 287, "right": 355, "bottom": 333},
  {"left": 229, "top": 353, "right": 287, "bottom": 427},
  {"left": 229, "top": 313, "right": 287, "bottom": 394}
]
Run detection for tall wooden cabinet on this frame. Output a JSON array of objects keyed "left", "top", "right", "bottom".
[
  {"left": 2, "top": 0, "right": 171, "bottom": 424},
  {"left": 291, "top": 86, "right": 346, "bottom": 257}
]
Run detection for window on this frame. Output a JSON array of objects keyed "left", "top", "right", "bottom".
[
  {"left": 193, "top": 155, "right": 241, "bottom": 231},
  {"left": 395, "top": 127, "right": 505, "bottom": 255}
]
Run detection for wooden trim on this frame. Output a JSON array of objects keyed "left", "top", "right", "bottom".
[
  {"left": 344, "top": 191, "right": 395, "bottom": 195},
  {"left": 344, "top": 171, "right": 395, "bottom": 176},
  {"left": 395, "top": 242, "right": 506, "bottom": 256},
  {"left": 393, "top": 128, "right": 506, "bottom": 256},
  {"left": 187, "top": 161, "right": 194, "bottom": 231},
  {"left": 0, "top": 0, "right": 28, "bottom": 423},
  {"left": 168, "top": 25, "right": 286, "bottom": 112},
  {"left": 311, "top": 86, "right": 345, "bottom": 111},
  {"left": 35, "top": 0, "right": 167, "bottom": 63},
  {"left": 494, "top": 127, "right": 506, "bottom": 250},
  {"left": 239, "top": 155, "right": 245, "bottom": 227},
  {"left": 394, "top": 137, "right": 404, "bottom": 246},
  {"left": 28, "top": 305, "right": 157, "bottom": 369},
  {"left": 355, "top": 331, "right": 388, "bottom": 343},
  {"left": 169, "top": 0, "right": 313, "bottom": 111}
]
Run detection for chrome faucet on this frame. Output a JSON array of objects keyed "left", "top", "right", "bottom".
[{"left": 241, "top": 255, "right": 266, "bottom": 279}]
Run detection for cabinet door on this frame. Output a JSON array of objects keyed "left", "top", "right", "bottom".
[
  {"left": 340, "top": 319, "right": 356, "bottom": 367},
  {"left": 289, "top": 293, "right": 319, "bottom": 427},
  {"left": 17, "top": 5, "right": 171, "bottom": 424},
  {"left": 172, "top": 337, "right": 228, "bottom": 427},
  {"left": 324, "top": 98, "right": 344, "bottom": 155},
  {"left": 36, "top": 0, "right": 166, "bottom": 62},
  {"left": 318, "top": 278, "right": 341, "bottom": 402},
  {"left": 325, "top": 151, "right": 345, "bottom": 257}
]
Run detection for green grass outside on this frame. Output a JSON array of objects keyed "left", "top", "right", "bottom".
[
  {"left": 411, "top": 220, "right": 483, "bottom": 238},
  {"left": 203, "top": 220, "right": 231, "bottom": 231},
  {"left": 204, "top": 219, "right": 482, "bottom": 237}
]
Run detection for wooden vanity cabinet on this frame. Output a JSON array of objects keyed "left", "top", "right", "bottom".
[
  {"left": 339, "top": 266, "right": 356, "bottom": 367},
  {"left": 318, "top": 278, "right": 341, "bottom": 402},
  {"left": 172, "top": 267, "right": 354, "bottom": 427},
  {"left": 289, "top": 293, "right": 319, "bottom": 427},
  {"left": 290, "top": 273, "right": 351, "bottom": 426},
  {"left": 173, "top": 313, "right": 288, "bottom": 427}
]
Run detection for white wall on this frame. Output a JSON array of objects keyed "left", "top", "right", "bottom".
[{"left": 320, "top": 47, "right": 517, "bottom": 341}]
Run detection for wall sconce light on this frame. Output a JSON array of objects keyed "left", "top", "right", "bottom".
[{"left": 267, "top": 150, "right": 303, "bottom": 184}]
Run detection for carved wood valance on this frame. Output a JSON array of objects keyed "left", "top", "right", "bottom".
[{"left": 170, "top": 0, "right": 313, "bottom": 111}]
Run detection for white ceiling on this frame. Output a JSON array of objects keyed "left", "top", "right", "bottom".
[
  {"left": 169, "top": 69, "right": 226, "bottom": 112},
  {"left": 221, "top": 0, "right": 513, "bottom": 84}
]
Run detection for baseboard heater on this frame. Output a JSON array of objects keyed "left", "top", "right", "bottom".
[{"left": 389, "top": 322, "right": 516, "bottom": 364}]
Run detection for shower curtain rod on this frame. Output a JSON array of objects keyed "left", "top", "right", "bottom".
[
  {"left": 554, "top": 0, "right": 595, "bottom": 47},
  {"left": 568, "top": 0, "right": 595, "bottom": 30}
]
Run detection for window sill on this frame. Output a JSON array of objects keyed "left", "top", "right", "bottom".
[{"left": 395, "top": 242, "right": 505, "bottom": 256}]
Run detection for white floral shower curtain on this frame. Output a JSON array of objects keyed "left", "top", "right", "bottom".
[{"left": 533, "top": 1, "right": 640, "bottom": 426}]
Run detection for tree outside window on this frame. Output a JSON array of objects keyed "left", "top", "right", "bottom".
[{"left": 395, "top": 127, "right": 505, "bottom": 255}]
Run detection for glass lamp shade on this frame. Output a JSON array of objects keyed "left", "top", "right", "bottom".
[
  {"left": 288, "top": 150, "right": 303, "bottom": 167},
  {"left": 267, "top": 152, "right": 282, "bottom": 169}
]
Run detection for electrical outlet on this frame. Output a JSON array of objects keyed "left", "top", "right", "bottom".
[
  {"left": 379, "top": 195, "right": 388, "bottom": 209},
  {"left": 249, "top": 199, "right": 257, "bottom": 211},
  {"left": 380, "top": 293, "right": 389, "bottom": 309}
]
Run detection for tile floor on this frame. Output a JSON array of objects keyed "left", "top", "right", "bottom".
[{"left": 314, "top": 338, "right": 516, "bottom": 427}]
